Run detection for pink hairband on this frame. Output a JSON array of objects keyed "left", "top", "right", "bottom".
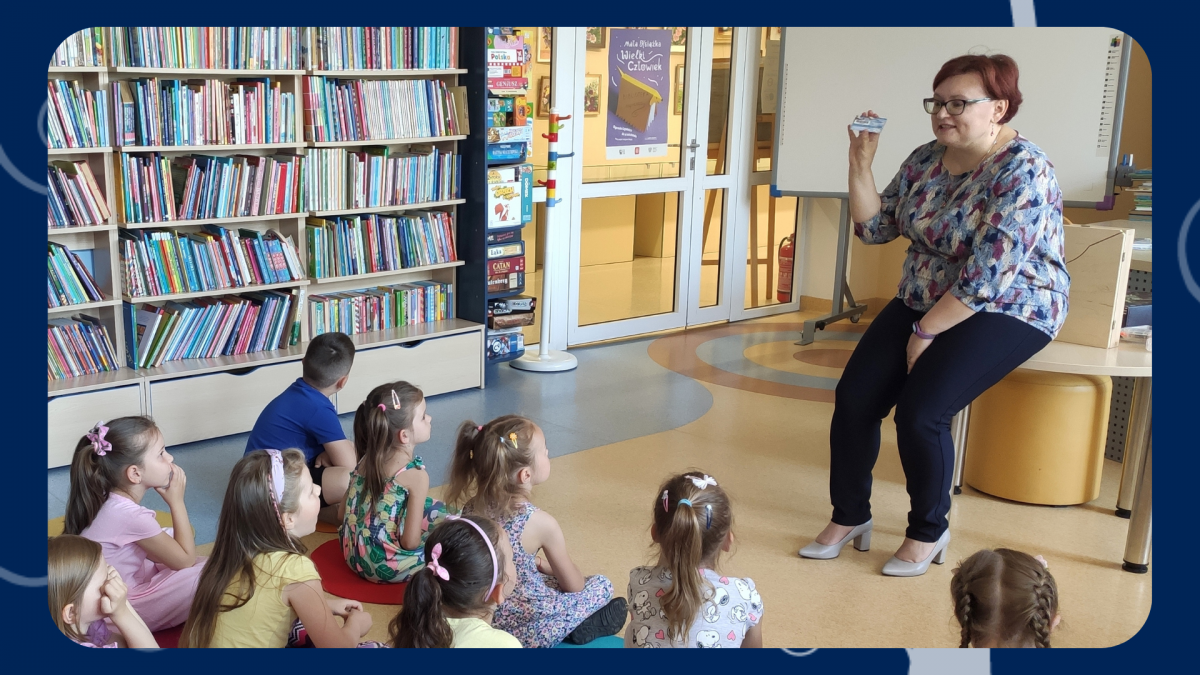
[
  {"left": 443, "top": 515, "right": 497, "bottom": 599},
  {"left": 264, "top": 449, "right": 286, "bottom": 525}
]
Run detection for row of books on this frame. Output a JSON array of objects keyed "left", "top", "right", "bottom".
[
  {"left": 117, "top": 152, "right": 306, "bottom": 223},
  {"left": 48, "top": 160, "right": 111, "bottom": 228},
  {"left": 112, "top": 78, "right": 296, "bottom": 147},
  {"left": 169, "top": 153, "right": 307, "bottom": 221},
  {"left": 309, "top": 281, "right": 453, "bottom": 337},
  {"left": 309, "top": 27, "right": 459, "bottom": 71},
  {"left": 48, "top": 242, "right": 105, "bottom": 308},
  {"left": 305, "top": 211, "right": 456, "bottom": 279},
  {"left": 302, "top": 76, "right": 465, "bottom": 143},
  {"left": 48, "top": 80, "right": 110, "bottom": 149},
  {"left": 111, "top": 27, "right": 304, "bottom": 70},
  {"left": 48, "top": 315, "right": 120, "bottom": 380},
  {"left": 52, "top": 27, "right": 455, "bottom": 71},
  {"left": 306, "top": 145, "right": 461, "bottom": 211},
  {"left": 120, "top": 226, "right": 303, "bottom": 298},
  {"left": 50, "top": 28, "right": 108, "bottom": 68},
  {"left": 123, "top": 289, "right": 302, "bottom": 369}
]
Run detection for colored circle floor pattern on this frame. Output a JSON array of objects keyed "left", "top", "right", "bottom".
[{"left": 647, "top": 322, "right": 865, "bottom": 402}]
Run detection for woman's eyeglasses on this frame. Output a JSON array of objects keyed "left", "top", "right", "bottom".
[{"left": 923, "top": 98, "right": 993, "bottom": 115}]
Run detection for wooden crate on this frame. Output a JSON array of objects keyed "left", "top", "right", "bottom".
[{"left": 1058, "top": 223, "right": 1134, "bottom": 349}]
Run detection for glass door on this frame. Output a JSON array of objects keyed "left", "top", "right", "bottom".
[
  {"left": 562, "top": 27, "right": 742, "bottom": 345},
  {"left": 729, "top": 27, "right": 803, "bottom": 321}
]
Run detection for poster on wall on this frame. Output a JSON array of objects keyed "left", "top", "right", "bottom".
[{"left": 605, "top": 28, "right": 671, "bottom": 160}]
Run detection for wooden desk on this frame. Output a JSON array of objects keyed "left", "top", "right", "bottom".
[{"left": 950, "top": 339, "right": 1153, "bottom": 573}]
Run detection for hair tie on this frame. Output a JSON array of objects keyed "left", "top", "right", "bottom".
[
  {"left": 705, "top": 504, "right": 712, "bottom": 529},
  {"left": 377, "top": 403, "right": 387, "bottom": 412},
  {"left": 445, "top": 515, "right": 497, "bottom": 599},
  {"left": 677, "top": 498, "right": 693, "bottom": 507},
  {"left": 264, "top": 449, "right": 286, "bottom": 526},
  {"left": 689, "top": 475, "right": 718, "bottom": 490},
  {"left": 87, "top": 422, "right": 111, "bottom": 456},
  {"left": 390, "top": 389, "right": 402, "bottom": 410},
  {"left": 426, "top": 543, "right": 450, "bottom": 581},
  {"left": 662, "top": 490, "right": 669, "bottom": 512}
]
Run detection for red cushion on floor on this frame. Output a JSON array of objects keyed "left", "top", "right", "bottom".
[
  {"left": 152, "top": 623, "right": 184, "bottom": 648},
  {"left": 310, "top": 539, "right": 408, "bottom": 605}
]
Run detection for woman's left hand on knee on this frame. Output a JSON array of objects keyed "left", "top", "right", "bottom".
[{"left": 906, "top": 334, "right": 933, "bottom": 373}]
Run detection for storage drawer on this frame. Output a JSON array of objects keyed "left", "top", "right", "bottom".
[
  {"left": 336, "top": 331, "right": 483, "bottom": 414},
  {"left": 149, "top": 360, "right": 305, "bottom": 446},
  {"left": 48, "top": 385, "right": 144, "bottom": 468}
]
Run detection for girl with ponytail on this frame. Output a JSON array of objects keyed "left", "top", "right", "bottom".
[
  {"left": 445, "top": 415, "right": 624, "bottom": 647},
  {"left": 625, "top": 471, "right": 764, "bottom": 648},
  {"left": 950, "top": 548, "right": 1061, "bottom": 647},
  {"left": 65, "top": 416, "right": 205, "bottom": 632},
  {"left": 389, "top": 514, "right": 520, "bottom": 648},
  {"left": 340, "top": 381, "right": 450, "bottom": 583}
]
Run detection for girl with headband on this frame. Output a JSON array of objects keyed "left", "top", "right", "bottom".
[
  {"left": 445, "top": 415, "right": 625, "bottom": 647},
  {"left": 625, "top": 471, "right": 764, "bottom": 648},
  {"left": 64, "top": 416, "right": 205, "bottom": 632},
  {"left": 389, "top": 514, "right": 520, "bottom": 648},
  {"left": 341, "top": 381, "right": 451, "bottom": 584},
  {"left": 182, "top": 449, "right": 375, "bottom": 648}
]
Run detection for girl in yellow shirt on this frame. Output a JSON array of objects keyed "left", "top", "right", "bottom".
[
  {"left": 181, "top": 449, "right": 373, "bottom": 647},
  {"left": 388, "top": 514, "right": 521, "bottom": 648}
]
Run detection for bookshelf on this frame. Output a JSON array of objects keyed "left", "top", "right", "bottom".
[{"left": 47, "top": 27, "right": 488, "bottom": 466}]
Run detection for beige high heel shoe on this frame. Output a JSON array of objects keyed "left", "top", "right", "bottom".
[{"left": 798, "top": 520, "right": 872, "bottom": 559}]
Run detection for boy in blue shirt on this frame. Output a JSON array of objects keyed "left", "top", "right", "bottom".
[{"left": 245, "top": 332, "right": 357, "bottom": 522}]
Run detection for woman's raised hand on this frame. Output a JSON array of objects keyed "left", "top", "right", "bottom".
[{"left": 847, "top": 110, "right": 882, "bottom": 171}]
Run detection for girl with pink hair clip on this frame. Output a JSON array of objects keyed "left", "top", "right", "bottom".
[{"left": 64, "top": 416, "right": 205, "bottom": 632}]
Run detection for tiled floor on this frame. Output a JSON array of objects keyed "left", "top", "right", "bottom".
[{"left": 48, "top": 308, "right": 1151, "bottom": 648}]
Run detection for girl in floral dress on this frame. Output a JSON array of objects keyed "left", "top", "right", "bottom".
[
  {"left": 340, "top": 382, "right": 450, "bottom": 583},
  {"left": 444, "top": 415, "right": 626, "bottom": 647}
]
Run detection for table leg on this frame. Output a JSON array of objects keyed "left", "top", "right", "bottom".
[
  {"left": 951, "top": 405, "right": 971, "bottom": 495},
  {"left": 1116, "top": 378, "right": 1152, "bottom": 518},
  {"left": 1122, "top": 432, "right": 1151, "bottom": 573}
]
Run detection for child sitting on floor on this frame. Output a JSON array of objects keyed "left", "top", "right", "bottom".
[
  {"left": 389, "top": 514, "right": 520, "bottom": 648},
  {"left": 340, "top": 381, "right": 451, "bottom": 583},
  {"left": 950, "top": 548, "right": 1061, "bottom": 647},
  {"left": 245, "top": 332, "right": 357, "bottom": 522},
  {"left": 49, "top": 534, "right": 157, "bottom": 648},
  {"left": 181, "top": 449, "right": 373, "bottom": 648},
  {"left": 65, "top": 416, "right": 205, "bottom": 632},
  {"left": 624, "top": 471, "right": 764, "bottom": 648},
  {"left": 445, "top": 415, "right": 626, "bottom": 647}
]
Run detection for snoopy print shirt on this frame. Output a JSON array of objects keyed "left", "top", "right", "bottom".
[{"left": 624, "top": 566, "right": 763, "bottom": 648}]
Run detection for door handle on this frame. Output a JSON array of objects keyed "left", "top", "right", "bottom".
[{"left": 687, "top": 139, "right": 700, "bottom": 170}]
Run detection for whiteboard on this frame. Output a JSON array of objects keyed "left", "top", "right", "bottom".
[{"left": 772, "top": 28, "right": 1130, "bottom": 206}]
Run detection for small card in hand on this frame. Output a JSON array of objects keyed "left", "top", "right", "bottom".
[{"left": 851, "top": 115, "right": 886, "bottom": 133}]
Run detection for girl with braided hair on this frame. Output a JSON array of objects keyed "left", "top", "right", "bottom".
[{"left": 950, "top": 548, "right": 1061, "bottom": 647}]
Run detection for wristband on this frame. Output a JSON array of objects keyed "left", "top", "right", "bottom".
[{"left": 912, "top": 321, "right": 937, "bottom": 340}]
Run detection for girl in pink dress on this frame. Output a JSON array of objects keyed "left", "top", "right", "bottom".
[{"left": 65, "top": 416, "right": 206, "bottom": 632}]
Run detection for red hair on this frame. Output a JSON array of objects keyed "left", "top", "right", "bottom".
[{"left": 933, "top": 54, "right": 1022, "bottom": 124}]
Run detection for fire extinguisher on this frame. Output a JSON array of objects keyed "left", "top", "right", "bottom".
[{"left": 777, "top": 235, "right": 795, "bottom": 303}]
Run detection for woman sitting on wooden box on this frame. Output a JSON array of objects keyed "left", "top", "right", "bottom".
[{"left": 797, "top": 54, "right": 1070, "bottom": 576}]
